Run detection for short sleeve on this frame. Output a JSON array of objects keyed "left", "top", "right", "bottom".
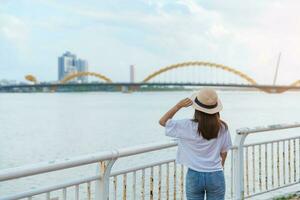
[
  {"left": 165, "top": 119, "right": 191, "bottom": 139},
  {"left": 221, "top": 129, "right": 232, "bottom": 153}
]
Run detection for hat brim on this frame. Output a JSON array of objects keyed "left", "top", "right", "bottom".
[{"left": 189, "top": 92, "right": 223, "bottom": 114}]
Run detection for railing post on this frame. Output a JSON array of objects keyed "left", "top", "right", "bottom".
[
  {"left": 234, "top": 130, "right": 248, "bottom": 200},
  {"left": 95, "top": 150, "right": 118, "bottom": 200}
]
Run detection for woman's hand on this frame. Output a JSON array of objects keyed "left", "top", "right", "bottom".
[
  {"left": 159, "top": 98, "right": 193, "bottom": 127},
  {"left": 176, "top": 98, "right": 193, "bottom": 109}
]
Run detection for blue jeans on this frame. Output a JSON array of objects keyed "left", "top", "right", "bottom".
[{"left": 186, "top": 168, "right": 225, "bottom": 200}]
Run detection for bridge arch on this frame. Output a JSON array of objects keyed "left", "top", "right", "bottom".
[
  {"left": 25, "top": 74, "right": 38, "bottom": 84},
  {"left": 290, "top": 80, "right": 300, "bottom": 87},
  {"left": 60, "top": 72, "right": 113, "bottom": 84},
  {"left": 274, "top": 79, "right": 300, "bottom": 93},
  {"left": 142, "top": 61, "right": 258, "bottom": 85}
]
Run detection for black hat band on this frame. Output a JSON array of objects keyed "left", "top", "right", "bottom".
[{"left": 195, "top": 97, "right": 218, "bottom": 109}]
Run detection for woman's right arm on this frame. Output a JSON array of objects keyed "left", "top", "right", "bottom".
[{"left": 159, "top": 98, "right": 192, "bottom": 127}]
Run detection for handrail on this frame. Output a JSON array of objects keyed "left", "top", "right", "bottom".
[
  {"left": 1, "top": 123, "right": 300, "bottom": 200},
  {"left": 0, "top": 158, "right": 177, "bottom": 200},
  {"left": 0, "top": 175, "right": 101, "bottom": 200},
  {"left": 233, "top": 122, "right": 300, "bottom": 200},
  {"left": 236, "top": 122, "right": 300, "bottom": 135},
  {"left": 0, "top": 140, "right": 177, "bottom": 182},
  {"left": 243, "top": 135, "right": 300, "bottom": 147}
]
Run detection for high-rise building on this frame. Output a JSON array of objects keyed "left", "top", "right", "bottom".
[
  {"left": 77, "top": 59, "right": 89, "bottom": 83},
  {"left": 130, "top": 65, "right": 135, "bottom": 83},
  {"left": 58, "top": 51, "right": 89, "bottom": 83}
]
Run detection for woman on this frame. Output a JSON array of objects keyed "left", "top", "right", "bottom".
[{"left": 159, "top": 88, "right": 232, "bottom": 200}]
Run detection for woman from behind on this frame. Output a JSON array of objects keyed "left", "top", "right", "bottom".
[{"left": 159, "top": 88, "right": 232, "bottom": 200}]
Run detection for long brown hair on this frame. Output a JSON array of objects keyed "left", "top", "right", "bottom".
[{"left": 192, "top": 110, "right": 227, "bottom": 140}]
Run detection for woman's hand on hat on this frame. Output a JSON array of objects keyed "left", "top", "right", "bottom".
[
  {"left": 159, "top": 98, "right": 192, "bottom": 127},
  {"left": 176, "top": 98, "right": 193, "bottom": 109}
]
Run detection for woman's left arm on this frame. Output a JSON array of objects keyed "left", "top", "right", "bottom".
[
  {"left": 220, "top": 129, "right": 232, "bottom": 167},
  {"left": 159, "top": 98, "right": 192, "bottom": 127},
  {"left": 220, "top": 152, "right": 227, "bottom": 167}
]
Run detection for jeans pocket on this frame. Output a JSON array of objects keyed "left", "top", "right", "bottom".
[
  {"left": 186, "top": 169, "right": 199, "bottom": 193},
  {"left": 210, "top": 171, "right": 225, "bottom": 188},
  {"left": 206, "top": 171, "right": 225, "bottom": 200}
]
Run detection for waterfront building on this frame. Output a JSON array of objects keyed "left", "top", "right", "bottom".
[
  {"left": 58, "top": 51, "right": 89, "bottom": 83},
  {"left": 77, "top": 59, "right": 89, "bottom": 83},
  {"left": 0, "top": 79, "right": 17, "bottom": 85},
  {"left": 130, "top": 65, "right": 135, "bottom": 83}
]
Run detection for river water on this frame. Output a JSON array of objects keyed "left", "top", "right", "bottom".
[{"left": 0, "top": 91, "right": 300, "bottom": 197}]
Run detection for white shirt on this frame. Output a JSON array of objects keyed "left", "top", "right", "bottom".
[{"left": 165, "top": 118, "right": 232, "bottom": 172}]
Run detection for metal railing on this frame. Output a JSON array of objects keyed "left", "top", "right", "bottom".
[
  {"left": 0, "top": 123, "right": 299, "bottom": 200},
  {"left": 0, "top": 142, "right": 234, "bottom": 200},
  {"left": 233, "top": 123, "right": 300, "bottom": 200}
]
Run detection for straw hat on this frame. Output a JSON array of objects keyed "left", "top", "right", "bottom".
[{"left": 190, "top": 88, "right": 223, "bottom": 114}]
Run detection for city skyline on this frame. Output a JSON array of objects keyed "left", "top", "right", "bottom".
[
  {"left": 58, "top": 51, "right": 89, "bottom": 83},
  {"left": 1, "top": 0, "right": 300, "bottom": 84}
]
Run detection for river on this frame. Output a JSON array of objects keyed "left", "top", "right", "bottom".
[{"left": 1, "top": 91, "right": 300, "bottom": 197}]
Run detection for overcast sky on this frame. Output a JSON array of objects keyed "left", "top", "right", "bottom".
[{"left": 1, "top": 0, "right": 300, "bottom": 84}]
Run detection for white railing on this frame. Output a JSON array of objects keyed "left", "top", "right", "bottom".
[
  {"left": 0, "top": 123, "right": 299, "bottom": 200},
  {"left": 233, "top": 123, "right": 300, "bottom": 200}
]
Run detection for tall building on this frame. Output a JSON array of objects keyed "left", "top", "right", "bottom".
[
  {"left": 77, "top": 59, "right": 89, "bottom": 83},
  {"left": 130, "top": 65, "right": 135, "bottom": 83},
  {"left": 58, "top": 51, "right": 89, "bottom": 83}
]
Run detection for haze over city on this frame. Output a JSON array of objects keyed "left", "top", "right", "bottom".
[{"left": 1, "top": 0, "right": 300, "bottom": 84}]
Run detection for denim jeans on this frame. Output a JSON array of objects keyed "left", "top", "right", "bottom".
[{"left": 186, "top": 168, "right": 225, "bottom": 200}]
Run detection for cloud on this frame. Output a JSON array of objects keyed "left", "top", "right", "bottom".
[
  {"left": 0, "top": 14, "right": 29, "bottom": 48},
  {"left": 225, "top": 1, "right": 300, "bottom": 83},
  {"left": 0, "top": 0, "right": 300, "bottom": 84},
  {"left": 0, "top": 13, "right": 33, "bottom": 80}
]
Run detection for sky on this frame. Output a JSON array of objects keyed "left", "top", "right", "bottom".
[{"left": 0, "top": 0, "right": 300, "bottom": 84}]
